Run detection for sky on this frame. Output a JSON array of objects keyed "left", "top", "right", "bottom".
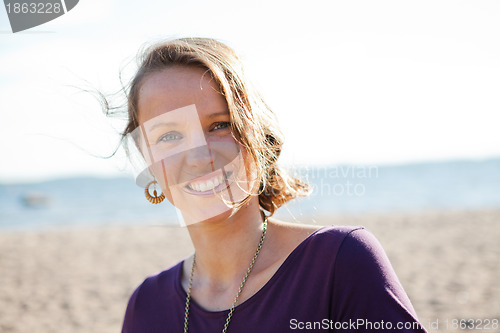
[{"left": 1, "top": 0, "right": 499, "bottom": 183}]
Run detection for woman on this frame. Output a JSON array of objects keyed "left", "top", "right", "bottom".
[{"left": 120, "top": 38, "right": 427, "bottom": 332}]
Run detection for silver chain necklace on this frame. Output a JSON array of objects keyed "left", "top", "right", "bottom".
[{"left": 183, "top": 217, "right": 268, "bottom": 333}]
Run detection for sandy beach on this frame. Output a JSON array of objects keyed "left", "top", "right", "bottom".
[{"left": 0, "top": 208, "right": 499, "bottom": 332}]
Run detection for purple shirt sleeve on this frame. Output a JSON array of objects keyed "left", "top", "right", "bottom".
[
  {"left": 121, "top": 286, "right": 139, "bottom": 333},
  {"left": 331, "top": 228, "right": 426, "bottom": 332}
]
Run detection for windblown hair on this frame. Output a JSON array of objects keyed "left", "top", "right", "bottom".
[{"left": 121, "top": 37, "right": 311, "bottom": 216}]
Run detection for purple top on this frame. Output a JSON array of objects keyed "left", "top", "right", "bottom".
[{"left": 122, "top": 226, "right": 427, "bottom": 332}]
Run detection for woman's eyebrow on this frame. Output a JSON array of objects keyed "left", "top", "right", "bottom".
[
  {"left": 207, "top": 111, "right": 230, "bottom": 119},
  {"left": 148, "top": 121, "right": 179, "bottom": 131}
]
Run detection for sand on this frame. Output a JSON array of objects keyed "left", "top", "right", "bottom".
[{"left": 0, "top": 209, "right": 499, "bottom": 332}]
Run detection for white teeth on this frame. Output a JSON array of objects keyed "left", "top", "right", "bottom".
[
  {"left": 187, "top": 174, "right": 227, "bottom": 193},
  {"left": 199, "top": 182, "right": 209, "bottom": 192},
  {"left": 207, "top": 181, "right": 214, "bottom": 191}
]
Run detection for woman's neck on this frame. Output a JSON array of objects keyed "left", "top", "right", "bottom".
[{"left": 186, "top": 198, "right": 266, "bottom": 288}]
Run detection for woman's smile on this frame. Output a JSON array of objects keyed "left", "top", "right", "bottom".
[{"left": 183, "top": 170, "right": 233, "bottom": 196}]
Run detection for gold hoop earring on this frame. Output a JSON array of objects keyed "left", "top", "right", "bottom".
[{"left": 145, "top": 181, "right": 165, "bottom": 204}]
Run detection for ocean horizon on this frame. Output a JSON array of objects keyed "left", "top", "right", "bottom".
[{"left": 1, "top": 158, "right": 499, "bottom": 231}]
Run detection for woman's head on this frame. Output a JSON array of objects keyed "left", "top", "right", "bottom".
[{"left": 123, "top": 37, "right": 310, "bottom": 217}]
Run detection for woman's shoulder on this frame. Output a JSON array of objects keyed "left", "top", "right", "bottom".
[
  {"left": 292, "top": 224, "right": 390, "bottom": 269},
  {"left": 269, "top": 219, "right": 367, "bottom": 255},
  {"left": 122, "top": 261, "right": 187, "bottom": 332},
  {"left": 269, "top": 220, "right": 404, "bottom": 281},
  {"left": 128, "top": 260, "right": 184, "bottom": 306},
  {"left": 272, "top": 220, "right": 400, "bottom": 282},
  {"left": 264, "top": 219, "right": 373, "bottom": 278},
  {"left": 278, "top": 224, "right": 422, "bottom": 319}
]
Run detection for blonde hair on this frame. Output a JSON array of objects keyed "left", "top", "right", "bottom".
[{"left": 122, "top": 37, "right": 311, "bottom": 216}]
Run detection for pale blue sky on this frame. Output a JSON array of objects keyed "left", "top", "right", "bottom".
[{"left": 1, "top": 0, "right": 499, "bottom": 182}]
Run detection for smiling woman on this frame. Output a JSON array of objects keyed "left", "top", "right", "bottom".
[{"left": 115, "top": 38, "right": 427, "bottom": 333}]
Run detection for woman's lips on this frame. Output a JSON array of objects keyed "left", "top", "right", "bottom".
[{"left": 183, "top": 170, "right": 233, "bottom": 195}]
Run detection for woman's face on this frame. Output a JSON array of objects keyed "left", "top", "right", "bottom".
[{"left": 135, "top": 66, "right": 255, "bottom": 225}]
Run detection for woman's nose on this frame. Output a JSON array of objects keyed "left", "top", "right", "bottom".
[{"left": 184, "top": 145, "right": 214, "bottom": 171}]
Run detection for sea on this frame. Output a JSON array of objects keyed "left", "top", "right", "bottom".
[{"left": 1, "top": 158, "right": 499, "bottom": 231}]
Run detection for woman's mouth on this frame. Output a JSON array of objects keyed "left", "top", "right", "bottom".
[{"left": 184, "top": 171, "right": 233, "bottom": 195}]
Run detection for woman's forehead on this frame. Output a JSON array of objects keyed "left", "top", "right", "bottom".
[
  {"left": 141, "top": 66, "right": 211, "bottom": 94},
  {"left": 137, "top": 66, "right": 228, "bottom": 124}
]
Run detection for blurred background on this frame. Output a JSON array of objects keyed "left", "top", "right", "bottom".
[{"left": 1, "top": 1, "right": 499, "bottom": 332}]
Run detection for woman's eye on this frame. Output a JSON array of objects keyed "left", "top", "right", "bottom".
[
  {"left": 212, "top": 122, "right": 231, "bottom": 131},
  {"left": 158, "top": 131, "right": 182, "bottom": 143}
]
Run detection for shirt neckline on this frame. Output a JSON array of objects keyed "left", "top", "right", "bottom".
[{"left": 174, "top": 225, "right": 331, "bottom": 317}]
